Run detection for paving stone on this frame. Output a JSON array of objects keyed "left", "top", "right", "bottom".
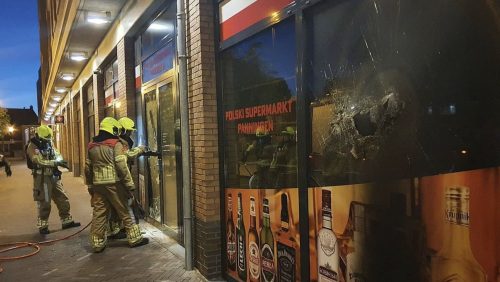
[{"left": 0, "top": 161, "right": 208, "bottom": 281}]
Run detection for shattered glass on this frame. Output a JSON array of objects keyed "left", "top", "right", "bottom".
[{"left": 306, "top": 0, "right": 500, "bottom": 186}]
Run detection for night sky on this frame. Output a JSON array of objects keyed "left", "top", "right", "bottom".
[{"left": 0, "top": 1, "right": 39, "bottom": 113}]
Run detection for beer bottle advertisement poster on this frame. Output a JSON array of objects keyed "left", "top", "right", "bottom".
[
  {"left": 308, "top": 167, "right": 500, "bottom": 281},
  {"left": 225, "top": 188, "right": 301, "bottom": 282}
]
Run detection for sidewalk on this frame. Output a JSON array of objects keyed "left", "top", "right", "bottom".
[{"left": 0, "top": 161, "right": 206, "bottom": 281}]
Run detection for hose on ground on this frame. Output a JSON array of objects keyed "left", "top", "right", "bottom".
[{"left": 0, "top": 221, "right": 92, "bottom": 274}]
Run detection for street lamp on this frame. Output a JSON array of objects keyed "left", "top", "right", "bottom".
[{"left": 6, "top": 126, "right": 14, "bottom": 156}]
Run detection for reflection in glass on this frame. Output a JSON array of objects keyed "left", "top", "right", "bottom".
[
  {"left": 306, "top": 0, "right": 500, "bottom": 186},
  {"left": 159, "top": 83, "right": 179, "bottom": 228},
  {"left": 144, "top": 90, "right": 161, "bottom": 222},
  {"left": 141, "top": 3, "right": 176, "bottom": 60},
  {"left": 222, "top": 18, "right": 297, "bottom": 189}
]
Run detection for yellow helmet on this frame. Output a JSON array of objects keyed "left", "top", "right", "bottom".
[
  {"left": 282, "top": 126, "right": 295, "bottom": 135},
  {"left": 99, "top": 117, "right": 122, "bottom": 136},
  {"left": 37, "top": 125, "right": 53, "bottom": 140},
  {"left": 118, "top": 117, "right": 136, "bottom": 131},
  {"left": 255, "top": 127, "right": 268, "bottom": 137}
]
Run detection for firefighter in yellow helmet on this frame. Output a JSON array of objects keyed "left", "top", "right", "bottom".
[
  {"left": 106, "top": 117, "right": 149, "bottom": 239},
  {"left": 26, "top": 125, "right": 80, "bottom": 234},
  {"left": 85, "top": 117, "right": 149, "bottom": 252},
  {"left": 118, "top": 117, "right": 147, "bottom": 159}
]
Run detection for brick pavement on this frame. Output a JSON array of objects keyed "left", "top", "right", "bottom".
[{"left": 0, "top": 161, "right": 208, "bottom": 281}]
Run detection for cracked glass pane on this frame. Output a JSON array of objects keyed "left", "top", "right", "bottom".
[{"left": 306, "top": 0, "right": 500, "bottom": 186}]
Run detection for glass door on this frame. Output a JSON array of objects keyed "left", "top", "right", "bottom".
[
  {"left": 158, "top": 79, "right": 182, "bottom": 233},
  {"left": 144, "top": 89, "right": 162, "bottom": 222},
  {"left": 143, "top": 75, "right": 183, "bottom": 240}
]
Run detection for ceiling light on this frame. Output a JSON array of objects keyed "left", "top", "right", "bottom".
[
  {"left": 55, "top": 87, "right": 69, "bottom": 93},
  {"left": 60, "top": 73, "right": 75, "bottom": 81},
  {"left": 87, "top": 11, "right": 111, "bottom": 25},
  {"left": 69, "top": 51, "right": 88, "bottom": 61},
  {"left": 149, "top": 22, "right": 174, "bottom": 32},
  {"left": 44, "top": 117, "right": 49, "bottom": 121},
  {"left": 49, "top": 102, "right": 58, "bottom": 107},
  {"left": 52, "top": 96, "right": 62, "bottom": 102}
]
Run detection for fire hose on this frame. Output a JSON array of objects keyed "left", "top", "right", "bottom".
[{"left": 0, "top": 221, "right": 92, "bottom": 274}]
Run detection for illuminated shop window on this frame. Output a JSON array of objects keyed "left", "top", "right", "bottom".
[{"left": 221, "top": 18, "right": 297, "bottom": 189}]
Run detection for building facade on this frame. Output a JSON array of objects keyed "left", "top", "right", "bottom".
[
  {"left": 39, "top": 0, "right": 500, "bottom": 281},
  {"left": 38, "top": 0, "right": 220, "bottom": 279}
]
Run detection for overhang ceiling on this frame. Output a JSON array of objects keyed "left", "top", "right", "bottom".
[{"left": 48, "top": 0, "right": 127, "bottom": 109}]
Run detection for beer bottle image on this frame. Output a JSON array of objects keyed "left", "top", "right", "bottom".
[
  {"left": 237, "top": 193, "right": 247, "bottom": 280},
  {"left": 227, "top": 193, "right": 237, "bottom": 271},
  {"left": 431, "top": 186, "right": 486, "bottom": 282},
  {"left": 317, "top": 189, "right": 339, "bottom": 282},
  {"left": 260, "top": 198, "right": 276, "bottom": 282},
  {"left": 248, "top": 197, "right": 261, "bottom": 281},
  {"left": 276, "top": 192, "right": 297, "bottom": 282}
]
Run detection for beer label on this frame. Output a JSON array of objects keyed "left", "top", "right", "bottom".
[
  {"left": 227, "top": 232, "right": 236, "bottom": 264},
  {"left": 261, "top": 243, "right": 276, "bottom": 282},
  {"left": 277, "top": 242, "right": 295, "bottom": 282},
  {"left": 249, "top": 241, "right": 260, "bottom": 280},
  {"left": 319, "top": 265, "right": 338, "bottom": 281},
  {"left": 319, "top": 229, "right": 337, "bottom": 256},
  {"left": 445, "top": 208, "right": 469, "bottom": 226},
  {"left": 237, "top": 233, "right": 246, "bottom": 272}
]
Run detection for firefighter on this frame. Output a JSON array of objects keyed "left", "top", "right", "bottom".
[
  {"left": 118, "top": 117, "right": 147, "bottom": 159},
  {"left": 0, "top": 154, "right": 12, "bottom": 176},
  {"left": 26, "top": 125, "right": 81, "bottom": 234},
  {"left": 107, "top": 117, "right": 147, "bottom": 239},
  {"left": 85, "top": 117, "right": 149, "bottom": 252}
]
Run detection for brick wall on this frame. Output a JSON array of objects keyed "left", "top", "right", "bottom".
[
  {"left": 186, "top": 0, "right": 222, "bottom": 279},
  {"left": 93, "top": 73, "right": 105, "bottom": 127},
  {"left": 116, "top": 37, "right": 140, "bottom": 190},
  {"left": 116, "top": 37, "right": 137, "bottom": 120}
]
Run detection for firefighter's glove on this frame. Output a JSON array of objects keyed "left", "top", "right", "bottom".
[{"left": 57, "top": 160, "right": 69, "bottom": 169}]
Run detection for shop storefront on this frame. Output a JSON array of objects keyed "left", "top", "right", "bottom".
[
  {"left": 134, "top": 3, "right": 184, "bottom": 242},
  {"left": 218, "top": 0, "right": 500, "bottom": 281}
]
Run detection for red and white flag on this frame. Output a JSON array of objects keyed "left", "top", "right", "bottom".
[{"left": 219, "top": 0, "right": 293, "bottom": 42}]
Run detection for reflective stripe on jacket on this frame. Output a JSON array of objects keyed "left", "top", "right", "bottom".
[{"left": 86, "top": 139, "right": 134, "bottom": 188}]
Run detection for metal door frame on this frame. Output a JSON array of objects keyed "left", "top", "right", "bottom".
[
  {"left": 143, "top": 79, "right": 165, "bottom": 225},
  {"left": 157, "top": 76, "right": 184, "bottom": 242},
  {"left": 142, "top": 69, "right": 184, "bottom": 242}
]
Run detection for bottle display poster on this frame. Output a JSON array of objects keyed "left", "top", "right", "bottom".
[
  {"left": 308, "top": 167, "right": 500, "bottom": 281},
  {"left": 225, "top": 188, "right": 301, "bottom": 282}
]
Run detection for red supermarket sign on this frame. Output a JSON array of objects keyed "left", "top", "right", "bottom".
[{"left": 219, "top": 0, "right": 293, "bottom": 42}]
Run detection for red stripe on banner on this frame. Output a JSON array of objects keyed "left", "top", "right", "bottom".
[
  {"left": 135, "top": 77, "right": 142, "bottom": 89},
  {"left": 220, "top": 0, "right": 293, "bottom": 41},
  {"left": 105, "top": 96, "right": 114, "bottom": 106}
]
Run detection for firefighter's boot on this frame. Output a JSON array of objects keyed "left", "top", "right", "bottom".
[
  {"left": 127, "top": 224, "right": 149, "bottom": 248},
  {"left": 107, "top": 221, "right": 126, "bottom": 239},
  {"left": 37, "top": 218, "right": 50, "bottom": 235},
  {"left": 61, "top": 216, "right": 81, "bottom": 229},
  {"left": 91, "top": 235, "right": 107, "bottom": 253}
]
